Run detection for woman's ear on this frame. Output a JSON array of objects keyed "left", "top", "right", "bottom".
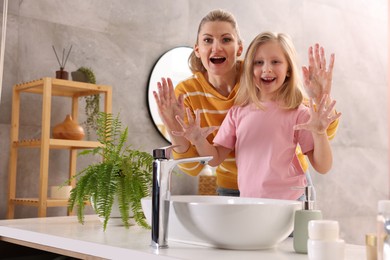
[
  {"left": 194, "top": 44, "right": 201, "bottom": 58},
  {"left": 286, "top": 70, "right": 291, "bottom": 77},
  {"left": 237, "top": 43, "right": 243, "bottom": 57}
]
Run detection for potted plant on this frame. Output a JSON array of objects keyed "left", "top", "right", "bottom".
[
  {"left": 68, "top": 112, "right": 153, "bottom": 230},
  {"left": 71, "top": 66, "right": 100, "bottom": 138}
]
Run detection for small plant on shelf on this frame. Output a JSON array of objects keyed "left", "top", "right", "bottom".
[
  {"left": 73, "top": 66, "right": 100, "bottom": 138},
  {"left": 68, "top": 112, "right": 153, "bottom": 230}
]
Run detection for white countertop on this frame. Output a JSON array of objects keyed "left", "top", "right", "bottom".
[{"left": 0, "top": 215, "right": 366, "bottom": 260}]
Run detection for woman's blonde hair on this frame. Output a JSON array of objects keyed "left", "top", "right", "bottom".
[
  {"left": 188, "top": 9, "right": 242, "bottom": 74},
  {"left": 235, "top": 31, "right": 303, "bottom": 110}
]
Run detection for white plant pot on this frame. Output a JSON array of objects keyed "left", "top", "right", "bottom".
[{"left": 93, "top": 196, "right": 135, "bottom": 226}]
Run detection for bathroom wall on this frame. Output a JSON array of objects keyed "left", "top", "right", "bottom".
[{"left": 0, "top": 0, "right": 387, "bottom": 245}]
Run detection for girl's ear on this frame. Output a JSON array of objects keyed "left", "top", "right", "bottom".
[
  {"left": 194, "top": 44, "right": 201, "bottom": 58},
  {"left": 286, "top": 70, "right": 291, "bottom": 77}
]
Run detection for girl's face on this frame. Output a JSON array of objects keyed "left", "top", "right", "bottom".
[
  {"left": 194, "top": 21, "right": 242, "bottom": 77},
  {"left": 252, "top": 41, "right": 290, "bottom": 101}
]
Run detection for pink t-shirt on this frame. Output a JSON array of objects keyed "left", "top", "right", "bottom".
[{"left": 213, "top": 102, "right": 314, "bottom": 200}]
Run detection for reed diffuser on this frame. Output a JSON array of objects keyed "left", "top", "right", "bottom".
[{"left": 52, "top": 45, "right": 72, "bottom": 80}]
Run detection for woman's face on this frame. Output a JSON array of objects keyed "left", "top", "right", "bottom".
[
  {"left": 194, "top": 21, "right": 242, "bottom": 77},
  {"left": 252, "top": 40, "right": 290, "bottom": 101}
]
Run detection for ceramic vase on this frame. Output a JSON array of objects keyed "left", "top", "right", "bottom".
[{"left": 52, "top": 115, "right": 85, "bottom": 140}]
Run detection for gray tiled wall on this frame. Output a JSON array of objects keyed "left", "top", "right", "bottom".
[{"left": 0, "top": 0, "right": 387, "bottom": 245}]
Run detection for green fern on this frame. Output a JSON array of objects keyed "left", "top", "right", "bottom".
[{"left": 68, "top": 112, "right": 153, "bottom": 230}]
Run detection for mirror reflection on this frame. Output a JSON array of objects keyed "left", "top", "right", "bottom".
[{"left": 147, "top": 46, "right": 193, "bottom": 142}]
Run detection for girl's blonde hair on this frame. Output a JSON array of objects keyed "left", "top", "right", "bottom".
[
  {"left": 235, "top": 31, "right": 303, "bottom": 110},
  {"left": 188, "top": 9, "right": 242, "bottom": 74}
]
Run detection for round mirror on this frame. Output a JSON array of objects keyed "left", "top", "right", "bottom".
[{"left": 147, "top": 46, "right": 193, "bottom": 142}]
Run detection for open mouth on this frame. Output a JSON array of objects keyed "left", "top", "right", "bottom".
[
  {"left": 261, "top": 77, "right": 276, "bottom": 83},
  {"left": 210, "top": 57, "right": 226, "bottom": 64}
]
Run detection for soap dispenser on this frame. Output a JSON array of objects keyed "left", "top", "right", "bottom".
[{"left": 293, "top": 186, "right": 322, "bottom": 254}]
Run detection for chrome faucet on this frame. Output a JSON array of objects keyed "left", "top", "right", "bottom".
[{"left": 151, "top": 145, "right": 212, "bottom": 249}]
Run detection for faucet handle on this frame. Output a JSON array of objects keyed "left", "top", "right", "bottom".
[{"left": 153, "top": 145, "right": 180, "bottom": 159}]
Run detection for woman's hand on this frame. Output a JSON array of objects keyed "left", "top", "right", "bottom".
[
  {"left": 302, "top": 44, "right": 335, "bottom": 105},
  {"left": 172, "top": 108, "right": 218, "bottom": 145},
  {"left": 294, "top": 95, "right": 341, "bottom": 135},
  {"left": 153, "top": 77, "right": 185, "bottom": 132}
]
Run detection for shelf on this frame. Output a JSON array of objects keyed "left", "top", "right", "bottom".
[
  {"left": 9, "top": 198, "right": 90, "bottom": 208},
  {"left": 10, "top": 198, "right": 69, "bottom": 207},
  {"left": 7, "top": 77, "right": 112, "bottom": 218},
  {"left": 14, "top": 78, "right": 111, "bottom": 97},
  {"left": 14, "top": 139, "right": 102, "bottom": 149}
]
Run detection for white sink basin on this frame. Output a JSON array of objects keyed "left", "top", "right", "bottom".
[{"left": 141, "top": 195, "right": 301, "bottom": 250}]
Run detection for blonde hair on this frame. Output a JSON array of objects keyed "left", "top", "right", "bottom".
[
  {"left": 235, "top": 31, "right": 303, "bottom": 110},
  {"left": 188, "top": 9, "right": 242, "bottom": 74}
]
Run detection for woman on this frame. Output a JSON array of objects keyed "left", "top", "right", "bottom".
[{"left": 153, "top": 9, "right": 338, "bottom": 197}]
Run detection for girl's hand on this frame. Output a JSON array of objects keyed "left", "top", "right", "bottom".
[
  {"left": 294, "top": 95, "right": 341, "bottom": 135},
  {"left": 153, "top": 77, "right": 185, "bottom": 131},
  {"left": 172, "top": 108, "right": 218, "bottom": 144},
  {"left": 302, "top": 44, "right": 335, "bottom": 105}
]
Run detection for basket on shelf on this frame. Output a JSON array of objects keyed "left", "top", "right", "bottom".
[{"left": 198, "top": 175, "right": 217, "bottom": 195}]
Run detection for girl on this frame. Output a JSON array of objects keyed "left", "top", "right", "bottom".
[{"left": 173, "top": 32, "right": 341, "bottom": 200}]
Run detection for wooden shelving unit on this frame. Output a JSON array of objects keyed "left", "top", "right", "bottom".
[{"left": 7, "top": 77, "right": 112, "bottom": 218}]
